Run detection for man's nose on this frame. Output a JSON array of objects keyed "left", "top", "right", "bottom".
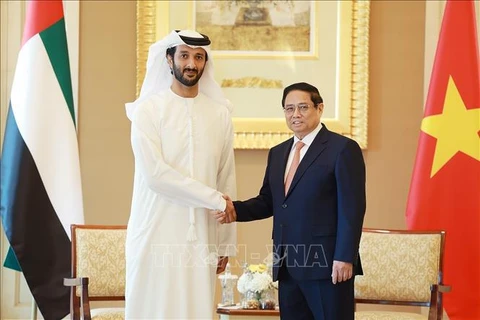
[
  {"left": 186, "top": 57, "right": 197, "bottom": 69},
  {"left": 292, "top": 106, "right": 301, "bottom": 117}
]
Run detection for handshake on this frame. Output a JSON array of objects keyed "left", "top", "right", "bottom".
[{"left": 213, "top": 194, "right": 237, "bottom": 224}]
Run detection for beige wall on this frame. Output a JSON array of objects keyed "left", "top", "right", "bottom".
[
  {"left": 78, "top": 0, "right": 426, "bottom": 311},
  {"left": 364, "top": 0, "right": 426, "bottom": 229},
  {"left": 79, "top": 1, "right": 136, "bottom": 225}
]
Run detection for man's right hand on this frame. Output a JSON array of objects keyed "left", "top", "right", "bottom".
[
  {"left": 212, "top": 194, "right": 237, "bottom": 224},
  {"left": 223, "top": 194, "right": 237, "bottom": 223}
]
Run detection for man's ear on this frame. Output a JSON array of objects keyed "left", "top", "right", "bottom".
[
  {"left": 166, "top": 55, "right": 174, "bottom": 74},
  {"left": 317, "top": 103, "right": 324, "bottom": 113}
]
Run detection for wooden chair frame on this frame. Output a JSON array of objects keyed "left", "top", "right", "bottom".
[
  {"left": 355, "top": 228, "right": 451, "bottom": 320},
  {"left": 64, "top": 224, "right": 127, "bottom": 320}
]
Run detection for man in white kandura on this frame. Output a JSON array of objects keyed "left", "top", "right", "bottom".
[{"left": 124, "top": 30, "right": 237, "bottom": 319}]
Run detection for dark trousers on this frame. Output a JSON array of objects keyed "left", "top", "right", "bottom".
[{"left": 277, "top": 264, "right": 354, "bottom": 320}]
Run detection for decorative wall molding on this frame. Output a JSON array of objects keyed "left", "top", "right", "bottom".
[{"left": 137, "top": 1, "right": 370, "bottom": 149}]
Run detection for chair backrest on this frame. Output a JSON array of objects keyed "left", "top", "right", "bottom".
[
  {"left": 71, "top": 224, "right": 127, "bottom": 300},
  {"left": 355, "top": 228, "right": 445, "bottom": 306}
]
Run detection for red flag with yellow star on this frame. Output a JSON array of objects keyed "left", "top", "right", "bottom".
[{"left": 406, "top": 0, "right": 480, "bottom": 319}]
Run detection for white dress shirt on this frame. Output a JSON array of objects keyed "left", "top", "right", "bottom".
[{"left": 284, "top": 123, "right": 323, "bottom": 180}]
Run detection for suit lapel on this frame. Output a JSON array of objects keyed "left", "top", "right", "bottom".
[
  {"left": 270, "top": 138, "right": 293, "bottom": 197},
  {"left": 282, "top": 139, "right": 293, "bottom": 177},
  {"left": 285, "top": 127, "right": 329, "bottom": 198},
  {"left": 275, "top": 139, "right": 294, "bottom": 197}
]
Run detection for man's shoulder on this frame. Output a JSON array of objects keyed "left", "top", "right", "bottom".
[
  {"left": 328, "top": 130, "right": 351, "bottom": 142},
  {"left": 130, "top": 92, "right": 173, "bottom": 124},
  {"left": 324, "top": 129, "right": 362, "bottom": 152},
  {"left": 136, "top": 91, "right": 170, "bottom": 110},
  {"left": 271, "top": 138, "right": 292, "bottom": 153}
]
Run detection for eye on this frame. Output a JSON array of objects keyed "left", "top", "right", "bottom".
[
  {"left": 299, "top": 105, "right": 309, "bottom": 112},
  {"left": 181, "top": 54, "right": 188, "bottom": 59},
  {"left": 195, "top": 55, "right": 204, "bottom": 61}
]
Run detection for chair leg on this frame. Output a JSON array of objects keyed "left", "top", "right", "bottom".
[
  {"left": 65, "top": 277, "right": 89, "bottom": 320},
  {"left": 71, "top": 291, "right": 80, "bottom": 320},
  {"left": 80, "top": 279, "right": 92, "bottom": 320}
]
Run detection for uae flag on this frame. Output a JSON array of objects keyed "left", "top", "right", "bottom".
[
  {"left": 0, "top": 0, "right": 84, "bottom": 319},
  {"left": 406, "top": 0, "right": 480, "bottom": 319}
]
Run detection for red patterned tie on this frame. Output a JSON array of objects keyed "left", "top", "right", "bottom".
[{"left": 284, "top": 141, "right": 305, "bottom": 195}]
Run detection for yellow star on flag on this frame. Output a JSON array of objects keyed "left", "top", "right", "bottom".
[{"left": 421, "top": 76, "right": 480, "bottom": 177}]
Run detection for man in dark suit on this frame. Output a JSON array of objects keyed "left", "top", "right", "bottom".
[{"left": 216, "top": 82, "right": 366, "bottom": 320}]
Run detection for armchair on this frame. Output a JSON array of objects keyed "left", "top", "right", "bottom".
[
  {"left": 354, "top": 228, "right": 450, "bottom": 320},
  {"left": 64, "top": 224, "right": 126, "bottom": 320}
]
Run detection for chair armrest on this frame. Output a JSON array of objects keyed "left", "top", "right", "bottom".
[
  {"left": 64, "top": 277, "right": 88, "bottom": 287},
  {"left": 435, "top": 284, "right": 451, "bottom": 293},
  {"left": 429, "top": 284, "right": 451, "bottom": 320},
  {"left": 64, "top": 277, "right": 92, "bottom": 320},
  {"left": 430, "top": 283, "right": 451, "bottom": 293}
]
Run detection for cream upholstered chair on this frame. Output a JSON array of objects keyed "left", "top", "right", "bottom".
[
  {"left": 64, "top": 224, "right": 126, "bottom": 320},
  {"left": 355, "top": 229, "right": 450, "bottom": 320}
]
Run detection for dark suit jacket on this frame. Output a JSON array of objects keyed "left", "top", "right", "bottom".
[{"left": 234, "top": 124, "right": 366, "bottom": 281}]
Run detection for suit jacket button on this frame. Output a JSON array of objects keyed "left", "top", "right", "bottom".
[{"left": 282, "top": 204, "right": 287, "bottom": 208}]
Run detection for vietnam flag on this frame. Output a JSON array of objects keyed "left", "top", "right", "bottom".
[
  {"left": 406, "top": 0, "right": 480, "bottom": 319},
  {"left": 0, "top": 0, "right": 84, "bottom": 319}
]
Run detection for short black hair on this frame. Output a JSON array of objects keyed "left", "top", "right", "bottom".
[
  {"left": 281, "top": 82, "right": 323, "bottom": 108},
  {"left": 166, "top": 46, "right": 176, "bottom": 59},
  {"left": 166, "top": 46, "right": 209, "bottom": 62}
]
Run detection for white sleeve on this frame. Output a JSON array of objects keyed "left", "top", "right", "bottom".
[
  {"left": 131, "top": 101, "right": 226, "bottom": 211},
  {"left": 216, "top": 113, "right": 237, "bottom": 256}
]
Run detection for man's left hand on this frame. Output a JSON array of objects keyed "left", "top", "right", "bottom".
[
  {"left": 331, "top": 260, "right": 353, "bottom": 284},
  {"left": 217, "top": 256, "right": 229, "bottom": 274}
]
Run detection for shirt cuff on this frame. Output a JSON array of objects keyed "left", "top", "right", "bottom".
[{"left": 217, "top": 196, "right": 227, "bottom": 212}]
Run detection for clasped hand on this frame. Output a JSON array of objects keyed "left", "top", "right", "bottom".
[{"left": 212, "top": 195, "right": 236, "bottom": 224}]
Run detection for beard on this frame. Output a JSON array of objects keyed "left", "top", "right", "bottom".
[{"left": 172, "top": 62, "right": 204, "bottom": 87}]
